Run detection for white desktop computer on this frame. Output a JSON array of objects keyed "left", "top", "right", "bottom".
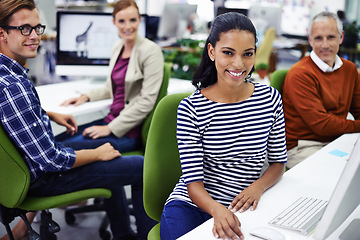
[
  {"left": 55, "top": 10, "right": 146, "bottom": 78},
  {"left": 313, "top": 134, "right": 360, "bottom": 239}
]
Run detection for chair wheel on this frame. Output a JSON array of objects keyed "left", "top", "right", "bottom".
[
  {"left": 100, "top": 230, "right": 111, "bottom": 240},
  {"left": 65, "top": 212, "right": 76, "bottom": 225}
]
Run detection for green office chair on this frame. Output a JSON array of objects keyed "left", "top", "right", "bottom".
[
  {"left": 0, "top": 124, "right": 111, "bottom": 240},
  {"left": 63, "top": 62, "right": 171, "bottom": 239},
  {"left": 270, "top": 69, "right": 288, "bottom": 95},
  {"left": 143, "top": 92, "right": 192, "bottom": 240},
  {"left": 122, "top": 62, "right": 171, "bottom": 156}
]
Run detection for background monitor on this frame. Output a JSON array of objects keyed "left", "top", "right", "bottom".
[
  {"left": 157, "top": 3, "right": 197, "bottom": 40},
  {"left": 280, "top": 4, "right": 310, "bottom": 40},
  {"left": 313, "top": 134, "right": 360, "bottom": 239},
  {"left": 248, "top": 4, "right": 282, "bottom": 36},
  {"left": 55, "top": 11, "right": 146, "bottom": 78},
  {"left": 216, "top": 7, "right": 248, "bottom": 16}
]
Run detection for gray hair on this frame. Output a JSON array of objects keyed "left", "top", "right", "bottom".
[{"left": 308, "top": 12, "right": 343, "bottom": 39}]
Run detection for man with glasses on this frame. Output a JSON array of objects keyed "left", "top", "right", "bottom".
[{"left": 0, "top": 1, "right": 155, "bottom": 240}]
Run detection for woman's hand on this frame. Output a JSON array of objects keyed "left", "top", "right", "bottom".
[
  {"left": 83, "top": 125, "right": 112, "bottom": 139},
  {"left": 228, "top": 163, "right": 286, "bottom": 213},
  {"left": 47, "top": 112, "right": 77, "bottom": 135},
  {"left": 228, "top": 184, "right": 264, "bottom": 213},
  {"left": 60, "top": 94, "right": 89, "bottom": 106},
  {"left": 212, "top": 204, "right": 243, "bottom": 240},
  {"left": 187, "top": 181, "right": 244, "bottom": 240}
]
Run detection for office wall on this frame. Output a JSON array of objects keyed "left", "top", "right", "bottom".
[{"left": 225, "top": 0, "right": 345, "bottom": 17}]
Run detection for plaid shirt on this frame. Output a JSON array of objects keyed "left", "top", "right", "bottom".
[{"left": 0, "top": 54, "right": 76, "bottom": 182}]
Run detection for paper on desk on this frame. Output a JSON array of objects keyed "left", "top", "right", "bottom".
[{"left": 328, "top": 149, "right": 349, "bottom": 158}]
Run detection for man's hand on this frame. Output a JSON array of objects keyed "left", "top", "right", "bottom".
[{"left": 47, "top": 112, "right": 77, "bottom": 135}]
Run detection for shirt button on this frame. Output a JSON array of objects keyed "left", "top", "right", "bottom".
[{"left": 33, "top": 123, "right": 37, "bottom": 127}]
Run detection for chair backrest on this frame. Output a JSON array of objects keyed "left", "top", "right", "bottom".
[
  {"left": 140, "top": 62, "right": 171, "bottom": 146},
  {"left": 270, "top": 69, "right": 288, "bottom": 95},
  {"left": 255, "top": 27, "right": 276, "bottom": 69},
  {"left": 143, "top": 92, "right": 191, "bottom": 222},
  {"left": 0, "top": 125, "right": 30, "bottom": 208}
]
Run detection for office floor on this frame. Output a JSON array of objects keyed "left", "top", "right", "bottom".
[
  {"left": 0, "top": 188, "right": 137, "bottom": 240},
  {"left": 0, "top": 50, "right": 300, "bottom": 240}
]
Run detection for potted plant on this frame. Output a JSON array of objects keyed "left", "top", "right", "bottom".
[
  {"left": 255, "top": 63, "right": 270, "bottom": 79},
  {"left": 343, "top": 21, "right": 360, "bottom": 49}
]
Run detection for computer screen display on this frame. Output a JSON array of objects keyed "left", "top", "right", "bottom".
[
  {"left": 313, "top": 134, "right": 360, "bottom": 239},
  {"left": 248, "top": 4, "right": 282, "bottom": 36},
  {"left": 217, "top": 7, "right": 248, "bottom": 16},
  {"left": 55, "top": 10, "right": 146, "bottom": 77},
  {"left": 281, "top": 4, "right": 310, "bottom": 39},
  {"left": 157, "top": 3, "right": 197, "bottom": 40}
]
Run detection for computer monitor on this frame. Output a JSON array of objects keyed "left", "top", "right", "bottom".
[
  {"left": 217, "top": 7, "right": 248, "bottom": 17},
  {"left": 313, "top": 134, "right": 360, "bottom": 239},
  {"left": 248, "top": 4, "right": 282, "bottom": 36},
  {"left": 157, "top": 3, "right": 197, "bottom": 40},
  {"left": 280, "top": 4, "right": 310, "bottom": 40},
  {"left": 55, "top": 10, "right": 146, "bottom": 78}
]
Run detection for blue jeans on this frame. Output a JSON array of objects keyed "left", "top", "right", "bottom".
[
  {"left": 28, "top": 155, "right": 157, "bottom": 240},
  {"left": 160, "top": 200, "right": 212, "bottom": 240},
  {"left": 55, "top": 119, "right": 140, "bottom": 153}
]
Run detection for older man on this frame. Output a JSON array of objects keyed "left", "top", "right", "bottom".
[{"left": 282, "top": 11, "right": 360, "bottom": 168}]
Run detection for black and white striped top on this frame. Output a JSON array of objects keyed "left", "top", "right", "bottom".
[{"left": 166, "top": 83, "right": 287, "bottom": 207}]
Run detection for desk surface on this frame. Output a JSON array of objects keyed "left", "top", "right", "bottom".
[
  {"left": 36, "top": 78, "right": 195, "bottom": 135},
  {"left": 36, "top": 78, "right": 195, "bottom": 116},
  {"left": 179, "top": 133, "right": 360, "bottom": 240}
]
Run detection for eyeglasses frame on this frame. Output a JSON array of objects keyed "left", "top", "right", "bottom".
[{"left": 0, "top": 24, "right": 46, "bottom": 36}]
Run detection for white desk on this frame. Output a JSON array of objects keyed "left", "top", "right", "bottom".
[
  {"left": 179, "top": 133, "right": 360, "bottom": 240},
  {"left": 36, "top": 78, "right": 195, "bottom": 135}
]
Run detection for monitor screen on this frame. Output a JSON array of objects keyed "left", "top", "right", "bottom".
[
  {"left": 157, "top": 3, "right": 197, "bottom": 40},
  {"left": 313, "top": 134, "right": 360, "bottom": 239},
  {"left": 280, "top": 4, "right": 310, "bottom": 39},
  {"left": 248, "top": 4, "right": 282, "bottom": 36},
  {"left": 55, "top": 10, "right": 146, "bottom": 77},
  {"left": 217, "top": 7, "right": 248, "bottom": 16}
]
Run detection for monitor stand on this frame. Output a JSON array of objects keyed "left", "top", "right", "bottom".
[{"left": 339, "top": 218, "right": 360, "bottom": 240}]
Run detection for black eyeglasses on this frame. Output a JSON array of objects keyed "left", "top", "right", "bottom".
[{"left": 1, "top": 24, "right": 46, "bottom": 36}]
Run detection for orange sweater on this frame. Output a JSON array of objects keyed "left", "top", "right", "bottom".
[{"left": 282, "top": 56, "right": 360, "bottom": 149}]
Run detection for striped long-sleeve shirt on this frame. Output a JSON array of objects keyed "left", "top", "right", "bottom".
[{"left": 166, "top": 84, "right": 287, "bottom": 207}]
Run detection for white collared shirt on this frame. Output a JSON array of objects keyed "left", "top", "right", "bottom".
[{"left": 310, "top": 50, "right": 343, "bottom": 72}]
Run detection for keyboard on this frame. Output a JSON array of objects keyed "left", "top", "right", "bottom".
[{"left": 269, "top": 197, "right": 328, "bottom": 235}]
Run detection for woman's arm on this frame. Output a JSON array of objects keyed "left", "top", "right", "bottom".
[
  {"left": 228, "top": 162, "right": 285, "bottom": 213},
  {"left": 187, "top": 182, "right": 244, "bottom": 240}
]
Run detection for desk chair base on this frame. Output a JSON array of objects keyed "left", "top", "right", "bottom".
[
  {"left": 65, "top": 198, "right": 111, "bottom": 240},
  {"left": 0, "top": 205, "right": 60, "bottom": 240},
  {"left": 64, "top": 197, "right": 134, "bottom": 240}
]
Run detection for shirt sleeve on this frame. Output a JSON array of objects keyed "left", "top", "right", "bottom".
[
  {"left": 0, "top": 82, "right": 76, "bottom": 174},
  {"left": 285, "top": 67, "right": 360, "bottom": 137},
  {"left": 267, "top": 88, "right": 287, "bottom": 163},
  {"left": 177, "top": 98, "right": 204, "bottom": 185}
]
